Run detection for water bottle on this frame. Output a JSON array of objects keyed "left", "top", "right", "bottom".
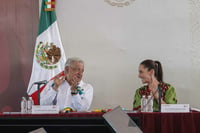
[
  {"left": 27, "top": 97, "right": 34, "bottom": 114},
  {"left": 147, "top": 95, "right": 153, "bottom": 112},
  {"left": 141, "top": 95, "right": 147, "bottom": 112},
  {"left": 21, "top": 97, "right": 27, "bottom": 113}
]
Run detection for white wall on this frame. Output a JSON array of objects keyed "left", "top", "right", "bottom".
[{"left": 42, "top": 0, "right": 200, "bottom": 110}]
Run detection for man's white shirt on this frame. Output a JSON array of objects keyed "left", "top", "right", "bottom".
[{"left": 40, "top": 80, "right": 93, "bottom": 112}]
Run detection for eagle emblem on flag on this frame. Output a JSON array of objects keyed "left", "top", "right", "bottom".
[{"left": 35, "top": 41, "right": 61, "bottom": 69}]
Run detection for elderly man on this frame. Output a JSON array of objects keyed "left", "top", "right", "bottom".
[{"left": 40, "top": 57, "right": 93, "bottom": 112}]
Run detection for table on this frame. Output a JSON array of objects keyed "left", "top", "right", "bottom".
[
  {"left": 0, "top": 111, "right": 199, "bottom": 133},
  {"left": 128, "top": 111, "right": 200, "bottom": 133},
  {"left": 0, "top": 112, "right": 138, "bottom": 133},
  {"left": 130, "top": 111, "right": 200, "bottom": 133}
]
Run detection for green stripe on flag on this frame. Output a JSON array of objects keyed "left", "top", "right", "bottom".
[{"left": 38, "top": 0, "right": 56, "bottom": 35}]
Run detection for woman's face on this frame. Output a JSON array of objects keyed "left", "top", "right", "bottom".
[{"left": 138, "top": 64, "right": 152, "bottom": 84}]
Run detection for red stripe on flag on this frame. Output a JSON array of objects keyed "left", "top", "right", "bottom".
[
  {"left": 30, "top": 84, "right": 46, "bottom": 105},
  {"left": 51, "top": 0, "right": 55, "bottom": 9},
  {"left": 50, "top": 70, "right": 65, "bottom": 80}
]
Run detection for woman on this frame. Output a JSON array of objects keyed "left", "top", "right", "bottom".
[{"left": 133, "top": 59, "right": 177, "bottom": 112}]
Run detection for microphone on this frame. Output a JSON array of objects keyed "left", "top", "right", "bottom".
[
  {"left": 34, "top": 80, "right": 48, "bottom": 105},
  {"left": 33, "top": 80, "right": 48, "bottom": 85},
  {"left": 158, "top": 84, "right": 162, "bottom": 112}
]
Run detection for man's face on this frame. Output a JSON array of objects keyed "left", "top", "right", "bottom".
[{"left": 65, "top": 61, "right": 84, "bottom": 83}]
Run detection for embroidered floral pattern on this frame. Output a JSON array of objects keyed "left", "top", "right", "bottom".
[
  {"left": 138, "top": 82, "right": 169, "bottom": 99},
  {"left": 133, "top": 82, "right": 177, "bottom": 111}
]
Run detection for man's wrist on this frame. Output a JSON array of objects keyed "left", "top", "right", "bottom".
[
  {"left": 52, "top": 83, "right": 58, "bottom": 91},
  {"left": 71, "top": 91, "right": 78, "bottom": 95},
  {"left": 71, "top": 87, "right": 78, "bottom": 95}
]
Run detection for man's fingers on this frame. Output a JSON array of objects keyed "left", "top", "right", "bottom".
[{"left": 59, "top": 76, "right": 65, "bottom": 80}]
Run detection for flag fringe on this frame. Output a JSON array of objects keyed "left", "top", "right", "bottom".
[
  {"left": 45, "top": 2, "right": 55, "bottom": 5},
  {"left": 44, "top": 8, "right": 55, "bottom": 11}
]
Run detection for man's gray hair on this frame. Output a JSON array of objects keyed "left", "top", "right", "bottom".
[{"left": 65, "top": 57, "right": 84, "bottom": 67}]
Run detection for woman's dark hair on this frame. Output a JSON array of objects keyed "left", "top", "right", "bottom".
[{"left": 140, "top": 59, "right": 163, "bottom": 82}]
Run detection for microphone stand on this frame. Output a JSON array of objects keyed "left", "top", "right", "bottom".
[
  {"left": 35, "top": 82, "right": 46, "bottom": 105},
  {"left": 27, "top": 80, "right": 47, "bottom": 105},
  {"left": 158, "top": 84, "right": 162, "bottom": 112},
  {"left": 37, "top": 83, "right": 41, "bottom": 105}
]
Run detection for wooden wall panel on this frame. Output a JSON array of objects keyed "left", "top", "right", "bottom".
[{"left": 0, "top": 0, "right": 39, "bottom": 112}]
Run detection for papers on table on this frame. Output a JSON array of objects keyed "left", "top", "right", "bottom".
[
  {"left": 161, "top": 104, "right": 190, "bottom": 112},
  {"left": 190, "top": 107, "right": 200, "bottom": 112},
  {"left": 32, "top": 105, "right": 59, "bottom": 114}
]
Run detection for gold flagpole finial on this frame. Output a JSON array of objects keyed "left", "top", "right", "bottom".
[{"left": 44, "top": 0, "right": 56, "bottom": 11}]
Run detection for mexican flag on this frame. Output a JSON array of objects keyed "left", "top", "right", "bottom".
[{"left": 27, "top": 0, "right": 66, "bottom": 105}]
